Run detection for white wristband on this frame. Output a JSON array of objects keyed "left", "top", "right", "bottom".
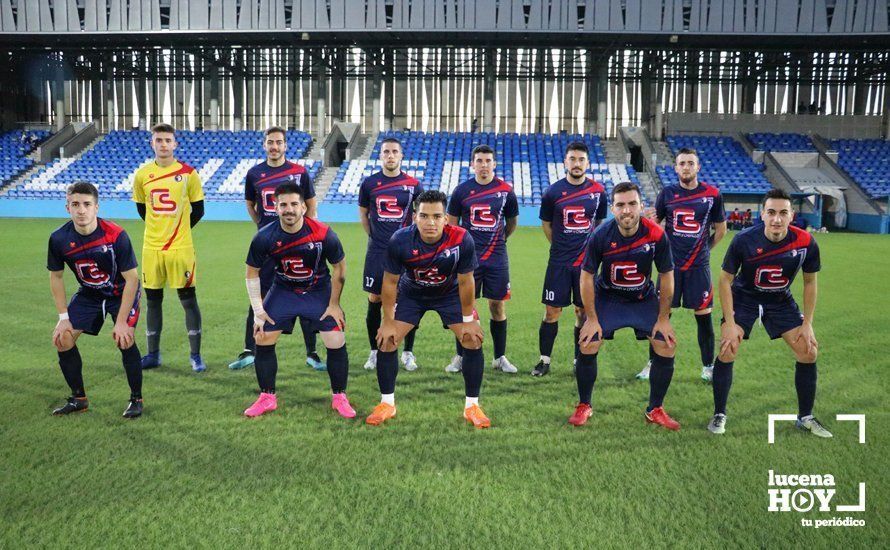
[
  {"left": 58, "top": 312, "right": 69, "bottom": 321},
  {"left": 462, "top": 315, "right": 475, "bottom": 323}
]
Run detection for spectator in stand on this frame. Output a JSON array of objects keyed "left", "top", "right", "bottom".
[{"left": 742, "top": 209, "right": 753, "bottom": 228}]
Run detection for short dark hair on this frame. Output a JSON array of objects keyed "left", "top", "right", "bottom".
[
  {"left": 67, "top": 181, "right": 99, "bottom": 201},
  {"left": 274, "top": 182, "right": 304, "bottom": 200},
  {"left": 151, "top": 123, "right": 176, "bottom": 135},
  {"left": 675, "top": 147, "right": 698, "bottom": 161},
  {"left": 565, "top": 141, "right": 589, "bottom": 156},
  {"left": 471, "top": 144, "right": 495, "bottom": 161},
  {"left": 381, "top": 137, "right": 402, "bottom": 149},
  {"left": 611, "top": 181, "right": 641, "bottom": 201},
  {"left": 415, "top": 189, "right": 448, "bottom": 210},
  {"left": 761, "top": 188, "right": 791, "bottom": 207},
  {"left": 264, "top": 126, "right": 287, "bottom": 139}
]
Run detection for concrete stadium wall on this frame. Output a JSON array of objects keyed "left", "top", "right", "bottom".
[{"left": 665, "top": 113, "right": 884, "bottom": 139}]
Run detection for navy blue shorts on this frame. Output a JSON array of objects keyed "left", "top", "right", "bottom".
[
  {"left": 262, "top": 284, "right": 340, "bottom": 334},
  {"left": 542, "top": 263, "right": 583, "bottom": 308},
  {"left": 594, "top": 292, "right": 664, "bottom": 341},
  {"left": 395, "top": 292, "right": 464, "bottom": 327},
  {"left": 362, "top": 249, "right": 385, "bottom": 295},
  {"left": 668, "top": 268, "right": 713, "bottom": 311},
  {"left": 475, "top": 263, "right": 511, "bottom": 300},
  {"left": 68, "top": 289, "right": 141, "bottom": 336},
  {"left": 727, "top": 293, "right": 804, "bottom": 340}
]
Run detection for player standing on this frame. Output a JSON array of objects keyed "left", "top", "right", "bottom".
[
  {"left": 709, "top": 189, "right": 830, "bottom": 437},
  {"left": 533, "top": 141, "right": 607, "bottom": 376},
  {"left": 445, "top": 144, "right": 519, "bottom": 374},
  {"left": 228, "top": 126, "right": 324, "bottom": 371},
  {"left": 637, "top": 148, "right": 726, "bottom": 382},
  {"left": 358, "top": 137, "right": 424, "bottom": 372},
  {"left": 48, "top": 182, "right": 144, "bottom": 418},
  {"left": 242, "top": 183, "right": 354, "bottom": 418},
  {"left": 368, "top": 190, "right": 490, "bottom": 428},
  {"left": 132, "top": 123, "right": 206, "bottom": 372},
  {"left": 574, "top": 182, "right": 680, "bottom": 430}
]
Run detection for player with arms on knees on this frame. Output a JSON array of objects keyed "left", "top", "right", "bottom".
[
  {"left": 445, "top": 144, "right": 519, "bottom": 374},
  {"left": 369, "top": 190, "right": 490, "bottom": 428},
  {"left": 229, "top": 126, "right": 324, "bottom": 371},
  {"left": 709, "top": 189, "right": 830, "bottom": 437},
  {"left": 637, "top": 147, "right": 726, "bottom": 382},
  {"left": 132, "top": 123, "right": 206, "bottom": 372},
  {"left": 243, "top": 183, "right": 354, "bottom": 418},
  {"left": 533, "top": 141, "right": 607, "bottom": 376},
  {"left": 358, "top": 137, "right": 423, "bottom": 372},
  {"left": 48, "top": 182, "right": 144, "bottom": 418},
  {"left": 574, "top": 182, "right": 680, "bottom": 430}
]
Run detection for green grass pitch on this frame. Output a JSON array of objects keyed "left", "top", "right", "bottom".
[{"left": 0, "top": 218, "right": 886, "bottom": 547}]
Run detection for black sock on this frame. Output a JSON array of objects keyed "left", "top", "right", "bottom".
[
  {"left": 455, "top": 338, "right": 463, "bottom": 357},
  {"left": 795, "top": 361, "right": 817, "bottom": 418},
  {"left": 573, "top": 325, "right": 581, "bottom": 360},
  {"left": 648, "top": 343, "right": 656, "bottom": 363},
  {"left": 58, "top": 346, "right": 85, "bottom": 397},
  {"left": 403, "top": 326, "right": 417, "bottom": 352},
  {"left": 299, "top": 317, "right": 317, "bottom": 355},
  {"left": 245, "top": 306, "right": 256, "bottom": 353},
  {"left": 538, "top": 320, "right": 558, "bottom": 358},
  {"left": 145, "top": 288, "right": 163, "bottom": 353},
  {"left": 120, "top": 344, "right": 143, "bottom": 399},
  {"left": 576, "top": 352, "right": 598, "bottom": 404},
  {"left": 254, "top": 344, "right": 278, "bottom": 393},
  {"left": 695, "top": 312, "right": 715, "bottom": 366},
  {"left": 647, "top": 353, "right": 675, "bottom": 411},
  {"left": 490, "top": 319, "right": 507, "bottom": 359},
  {"left": 461, "top": 347, "right": 484, "bottom": 398},
  {"left": 376, "top": 350, "right": 398, "bottom": 394},
  {"left": 326, "top": 345, "right": 349, "bottom": 393},
  {"left": 712, "top": 359, "right": 734, "bottom": 415},
  {"left": 366, "top": 301, "right": 382, "bottom": 350},
  {"left": 177, "top": 288, "right": 202, "bottom": 355}
]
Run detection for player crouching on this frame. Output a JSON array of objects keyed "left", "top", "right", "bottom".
[
  {"left": 48, "top": 182, "right": 144, "bottom": 418},
  {"left": 370, "top": 190, "right": 491, "bottom": 428},
  {"left": 242, "top": 183, "right": 355, "bottom": 418}
]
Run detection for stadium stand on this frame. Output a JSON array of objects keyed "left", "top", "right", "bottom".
[
  {"left": 0, "top": 130, "right": 49, "bottom": 189},
  {"left": 657, "top": 135, "right": 771, "bottom": 194},
  {"left": 324, "top": 131, "right": 639, "bottom": 206},
  {"left": 830, "top": 139, "right": 890, "bottom": 200},
  {"left": 5, "top": 130, "right": 317, "bottom": 201},
  {"left": 747, "top": 132, "right": 817, "bottom": 152}
]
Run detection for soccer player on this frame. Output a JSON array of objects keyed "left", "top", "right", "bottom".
[
  {"left": 445, "top": 144, "right": 519, "bottom": 374},
  {"left": 358, "top": 137, "right": 423, "bottom": 372},
  {"left": 637, "top": 148, "right": 726, "bottom": 382},
  {"left": 709, "top": 189, "right": 830, "bottom": 437},
  {"left": 368, "top": 190, "right": 490, "bottom": 428},
  {"left": 132, "top": 123, "right": 206, "bottom": 372},
  {"left": 573, "top": 182, "right": 680, "bottom": 430},
  {"left": 533, "top": 141, "right": 607, "bottom": 376},
  {"left": 242, "top": 183, "right": 354, "bottom": 418},
  {"left": 228, "top": 126, "right": 324, "bottom": 371},
  {"left": 48, "top": 182, "right": 144, "bottom": 418}
]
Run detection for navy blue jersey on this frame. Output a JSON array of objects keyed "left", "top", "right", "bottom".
[
  {"left": 539, "top": 177, "right": 608, "bottom": 266},
  {"left": 384, "top": 224, "right": 478, "bottom": 299},
  {"left": 655, "top": 182, "right": 725, "bottom": 271},
  {"left": 583, "top": 217, "right": 674, "bottom": 301},
  {"left": 246, "top": 217, "right": 344, "bottom": 293},
  {"left": 722, "top": 225, "right": 820, "bottom": 304},
  {"left": 47, "top": 218, "right": 138, "bottom": 299},
  {"left": 358, "top": 170, "right": 423, "bottom": 252},
  {"left": 446, "top": 177, "right": 519, "bottom": 265},
  {"left": 244, "top": 161, "right": 316, "bottom": 228}
]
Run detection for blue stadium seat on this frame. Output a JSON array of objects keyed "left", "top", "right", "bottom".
[
  {"left": 662, "top": 135, "right": 771, "bottom": 194},
  {"left": 829, "top": 138, "right": 890, "bottom": 200}
]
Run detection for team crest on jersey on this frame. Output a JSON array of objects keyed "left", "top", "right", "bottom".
[
  {"left": 184, "top": 270, "right": 192, "bottom": 280},
  {"left": 308, "top": 242, "right": 315, "bottom": 249},
  {"left": 643, "top": 244, "right": 651, "bottom": 252},
  {"left": 174, "top": 175, "right": 183, "bottom": 182}
]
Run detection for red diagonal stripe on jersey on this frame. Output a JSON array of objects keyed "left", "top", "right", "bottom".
[
  {"left": 572, "top": 246, "right": 587, "bottom": 267},
  {"left": 144, "top": 163, "right": 194, "bottom": 186},
  {"left": 271, "top": 219, "right": 330, "bottom": 255},
  {"left": 680, "top": 236, "right": 707, "bottom": 271},
  {"left": 463, "top": 181, "right": 514, "bottom": 203},
  {"left": 666, "top": 185, "right": 720, "bottom": 205},
  {"left": 65, "top": 235, "right": 114, "bottom": 256},
  {"left": 161, "top": 215, "right": 184, "bottom": 251},
  {"left": 745, "top": 227, "right": 812, "bottom": 262},
  {"left": 555, "top": 184, "right": 598, "bottom": 205},
  {"left": 254, "top": 163, "right": 304, "bottom": 186},
  {"left": 479, "top": 223, "right": 503, "bottom": 261},
  {"left": 406, "top": 225, "right": 466, "bottom": 263},
  {"left": 373, "top": 178, "right": 419, "bottom": 193}
]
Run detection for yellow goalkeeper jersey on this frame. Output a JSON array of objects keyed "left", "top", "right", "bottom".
[{"left": 132, "top": 160, "right": 204, "bottom": 250}]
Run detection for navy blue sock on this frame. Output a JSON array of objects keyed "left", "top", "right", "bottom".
[
  {"left": 325, "top": 345, "right": 349, "bottom": 393},
  {"left": 573, "top": 325, "right": 581, "bottom": 360},
  {"left": 244, "top": 306, "right": 256, "bottom": 352},
  {"left": 648, "top": 343, "right": 656, "bottom": 363},
  {"left": 403, "top": 326, "right": 417, "bottom": 352},
  {"left": 254, "top": 344, "right": 278, "bottom": 393},
  {"left": 795, "top": 362, "right": 817, "bottom": 418},
  {"left": 120, "top": 344, "right": 143, "bottom": 399},
  {"left": 366, "top": 301, "right": 382, "bottom": 350},
  {"left": 461, "top": 347, "right": 484, "bottom": 398},
  {"left": 712, "top": 359, "right": 733, "bottom": 414},
  {"left": 576, "top": 352, "right": 598, "bottom": 404},
  {"left": 490, "top": 319, "right": 507, "bottom": 358},
  {"left": 538, "top": 320, "right": 558, "bottom": 357},
  {"left": 58, "top": 346, "right": 85, "bottom": 397},
  {"left": 376, "top": 350, "right": 398, "bottom": 394},
  {"left": 299, "top": 317, "right": 317, "bottom": 355},
  {"left": 647, "top": 353, "right": 675, "bottom": 411},
  {"left": 695, "top": 312, "right": 715, "bottom": 366},
  {"left": 455, "top": 338, "right": 463, "bottom": 357}
]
